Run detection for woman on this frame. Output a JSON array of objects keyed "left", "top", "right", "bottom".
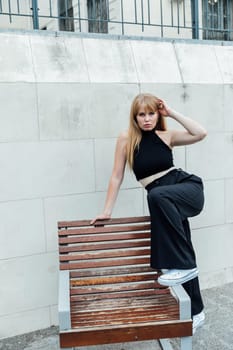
[{"left": 91, "top": 93, "right": 207, "bottom": 334}]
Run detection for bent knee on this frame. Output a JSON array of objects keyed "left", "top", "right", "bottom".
[{"left": 147, "top": 188, "right": 167, "bottom": 205}]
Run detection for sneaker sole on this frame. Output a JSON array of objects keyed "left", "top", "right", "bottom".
[
  {"left": 193, "top": 319, "right": 205, "bottom": 334},
  {"left": 158, "top": 269, "right": 198, "bottom": 286}
]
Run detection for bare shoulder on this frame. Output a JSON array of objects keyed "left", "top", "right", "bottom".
[
  {"left": 117, "top": 130, "right": 128, "bottom": 146},
  {"left": 119, "top": 130, "right": 128, "bottom": 140},
  {"left": 113, "top": 131, "right": 128, "bottom": 160}
]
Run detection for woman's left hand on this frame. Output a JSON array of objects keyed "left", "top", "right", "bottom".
[{"left": 157, "top": 99, "right": 172, "bottom": 117}]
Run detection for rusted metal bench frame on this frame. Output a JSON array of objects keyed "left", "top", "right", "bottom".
[{"left": 58, "top": 216, "right": 192, "bottom": 350}]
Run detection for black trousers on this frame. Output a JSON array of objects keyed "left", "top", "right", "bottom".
[{"left": 146, "top": 168, "right": 204, "bottom": 316}]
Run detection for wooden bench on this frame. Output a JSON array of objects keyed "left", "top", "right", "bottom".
[{"left": 58, "top": 216, "right": 193, "bottom": 350}]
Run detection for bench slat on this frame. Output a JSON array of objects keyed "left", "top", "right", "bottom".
[
  {"left": 60, "top": 239, "right": 150, "bottom": 253},
  {"left": 59, "top": 223, "right": 151, "bottom": 236},
  {"left": 58, "top": 216, "right": 150, "bottom": 229},
  {"left": 59, "top": 232, "right": 150, "bottom": 245},
  {"left": 60, "top": 256, "right": 150, "bottom": 270},
  {"left": 59, "top": 232, "right": 148, "bottom": 243},
  {"left": 60, "top": 248, "right": 150, "bottom": 262},
  {"left": 70, "top": 266, "right": 155, "bottom": 278},
  {"left": 70, "top": 273, "right": 158, "bottom": 286},
  {"left": 71, "top": 294, "right": 171, "bottom": 311},
  {"left": 70, "top": 281, "right": 161, "bottom": 296},
  {"left": 71, "top": 310, "right": 179, "bottom": 328},
  {"left": 70, "top": 288, "right": 169, "bottom": 302}
]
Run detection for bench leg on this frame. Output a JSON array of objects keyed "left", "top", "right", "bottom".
[
  {"left": 159, "top": 338, "right": 173, "bottom": 349},
  {"left": 171, "top": 285, "right": 193, "bottom": 350},
  {"left": 181, "top": 336, "right": 192, "bottom": 350},
  {"left": 159, "top": 337, "right": 192, "bottom": 350}
]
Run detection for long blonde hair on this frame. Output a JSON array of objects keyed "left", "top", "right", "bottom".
[{"left": 126, "top": 93, "right": 167, "bottom": 169}]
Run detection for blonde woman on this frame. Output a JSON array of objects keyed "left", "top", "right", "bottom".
[{"left": 91, "top": 93, "right": 207, "bottom": 334}]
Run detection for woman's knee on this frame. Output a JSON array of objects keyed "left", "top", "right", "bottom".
[{"left": 147, "top": 188, "right": 167, "bottom": 206}]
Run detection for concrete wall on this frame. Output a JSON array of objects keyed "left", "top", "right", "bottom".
[{"left": 0, "top": 29, "right": 233, "bottom": 339}]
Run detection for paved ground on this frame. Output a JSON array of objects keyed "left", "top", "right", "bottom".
[{"left": 1, "top": 282, "right": 233, "bottom": 350}]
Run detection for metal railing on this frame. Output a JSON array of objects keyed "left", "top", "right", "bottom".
[{"left": 0, "top": 0, "right": 233, "bottom": 41}]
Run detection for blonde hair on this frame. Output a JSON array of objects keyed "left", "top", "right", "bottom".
[{"left": 126, "top": 93, "right": 167, "bottom": 169}]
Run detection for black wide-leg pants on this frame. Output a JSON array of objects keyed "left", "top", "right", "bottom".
[{"left": 146, "top": 168, "right": 204, "bottom": 316}]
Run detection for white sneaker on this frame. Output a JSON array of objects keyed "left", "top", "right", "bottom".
[
  {"left": 193, "top": 310, "right": 205, "bottom": 334},
  {"left": 158, "top": 268, "right": 198, "bottom": 286}
]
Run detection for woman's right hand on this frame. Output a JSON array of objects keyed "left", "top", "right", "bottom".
[{"left": 90, "top": 213, "right": 111, "bottom": 225}]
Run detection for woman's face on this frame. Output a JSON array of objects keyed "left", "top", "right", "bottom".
[{"left": 135, "top": 105, "right": 159, "bottom": 131}]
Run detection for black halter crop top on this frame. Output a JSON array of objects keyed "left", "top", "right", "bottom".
[{"left": 133, "top": 129, "right": 174, "bottom": 181}]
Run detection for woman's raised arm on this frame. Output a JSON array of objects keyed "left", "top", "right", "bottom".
[{"left": 158, "top": 100, "right": 207, "bottom": 146}]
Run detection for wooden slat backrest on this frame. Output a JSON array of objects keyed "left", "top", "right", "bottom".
[
  {"left": 57, "top": 216, "right": 169, "bottom": 302},
  {"left": 58, "top": 216, "right": 152, "bottom": 270}
]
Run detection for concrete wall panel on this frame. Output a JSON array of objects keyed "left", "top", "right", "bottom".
[
  {"left": 172, "top": 146, "right": 186, "bottom": 169},
  {"left": 0, "top": 307, "right": 51, "bottom": 339},
  {"left": 0, "top": 199, "right": 46, "bottom": 259},
  {"left": 37, "top": 83, "right": 91, "bottom": 140},
  {"left": 30, "top": 35, "right": 89, "bottom": 83},
  {"left": 215, "top": 45, "right": 233, "bottom": 83},
  {"left": 182, "top": 84, "right": 224, "bottom": 132},
  {"left": 0, "top": 140, "right": 95, "bottom": 201},
  {"left": 113, "top": 188, "right": 144, "bottom": 217},
  {"left": 0, "top": 253, "right": 57, "bottom": 316},
  {"left": 0, "top": 33, "right": 34, "bottom": 82},
  {"left": 225, "top": 178, "right": 233, "bottom": 224},
  {"left": 224, "top": 133, "right": 233, "bottom": 175},
  {"left": 186, "top": 133, "right": 226, "bottom": 180},
  {"left": 0, "top": 83, "right": 39, "bottom": 142},
  {"left": 83, "top": 38, "right": 138, "bottom": 83},
  {"left": 174, "top": 43, "right": 223, "bottom": 84},
  {"left": 223, "top": 84, "right": 233, "bottom": 131},
  {"left": 49, "top": 305, "right": 59, "bottom": 327},
  {"left": 193, "top": 224, "right": 233, "bottom": 274},
  {"left": 143, "top": 191, "right": 150, "bottom": 216},
  {"left": 131, "top": 41, "right": 182, "bottom": 83}
]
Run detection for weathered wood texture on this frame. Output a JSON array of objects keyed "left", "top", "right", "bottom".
[{"left": 58, "top": 216, "right": 192, "bottom": 348}]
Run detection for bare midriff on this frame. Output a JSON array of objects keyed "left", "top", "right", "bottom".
[{"left": 139, "top": 166, "right": 176, "bottom": 187}]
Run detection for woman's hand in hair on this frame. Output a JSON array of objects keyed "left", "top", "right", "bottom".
[{"left": 157, "top": 99, "right": 172, "bottom": 117}]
